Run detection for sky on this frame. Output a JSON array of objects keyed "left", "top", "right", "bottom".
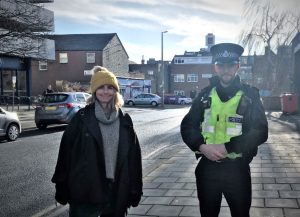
[{"left": 45, "top": 0, "right": 300, "bottom": 64}]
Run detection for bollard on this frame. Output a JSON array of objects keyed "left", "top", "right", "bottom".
[{"left": 28, "top": 97, "right": 31, "bottom": 110}]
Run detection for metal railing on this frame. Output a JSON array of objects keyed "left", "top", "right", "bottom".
[{"left": 0, "top": 95, "right": 43, "bottom": 111}]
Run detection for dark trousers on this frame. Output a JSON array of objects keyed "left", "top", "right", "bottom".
[
  {"left": 69, "top": 203, "right": 114, "bottom": 217},
  {"left": 196, "top": 157, "right": 251, "bottom": 217}
]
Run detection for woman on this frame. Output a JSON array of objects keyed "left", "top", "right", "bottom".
[{"left": 51, "top": 66, "right": 143, "bottom": 217}]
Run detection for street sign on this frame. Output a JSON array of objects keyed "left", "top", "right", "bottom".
[{"left": 12, "top": 76, "right": 16, "bottom": 84}]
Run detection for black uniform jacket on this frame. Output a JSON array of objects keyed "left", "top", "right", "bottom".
[
  {"left": 181, "top": 76, "right": 268, "bottom": 163},
  {"left": 51, "top": 103, "right": 143, "bottom": 216}
]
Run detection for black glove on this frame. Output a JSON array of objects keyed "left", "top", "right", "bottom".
[
  {"left": 129, "top": 192, "right": 141, "bottom": 207},
  {"left": 55, "top": 183, "right": 68, "bottom": 205}
]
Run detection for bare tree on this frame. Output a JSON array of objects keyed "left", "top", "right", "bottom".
[
  {"left": 0, "top": 0, "right": 53, "bottom": 58},
  {"left": 239, "top": 0, "right": 300, "bottom": 94}
]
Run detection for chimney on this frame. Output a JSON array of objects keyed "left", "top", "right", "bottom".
[{"left": 141, "top": 55, "right": 145, "bottom": 64}]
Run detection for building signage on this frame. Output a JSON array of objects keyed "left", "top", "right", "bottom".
[
  {"left": 202, "top": 73, "right": 213, "bottom": 78},
  {"left": 84, "top": 70, "right": 93, "bottom": 76},
  {"left": 0, "top": 56, "right": 25, "bottom": 70},
  {"left": 175, "top": 56, "right": 212, "bottom": 64}
]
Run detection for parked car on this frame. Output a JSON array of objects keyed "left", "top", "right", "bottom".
[
  {"left": 164, "top": 95, "right": 179, "bottom": 104},
  {"left": 178, "top": 96, "right": 193, "bottom": 105},
  {"left": 35, "top": 92, "right": 91, "bottom": 129},
  {"left": 164, "top": 95, "right": 193, "bottom": 105},
  {"left": 125, "top": 93, "right": 161, "bottom": 106},
  {"left": 0, "top": 107, "right": 21, "bottom": 141}
]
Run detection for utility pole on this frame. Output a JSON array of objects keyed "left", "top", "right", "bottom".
[{"left": 161, "top": 30, "right": 168, "bottom": 107}]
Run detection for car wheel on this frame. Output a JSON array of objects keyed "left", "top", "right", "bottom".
[
  {"left": 180, "top": 100, "right": 186, "bottom": 105},
  {"left": 128, "top": 101, "right": 134, "bottom": 106},
  {"left": 6, "top": 124, "right": 20, "bottom": 141},
  {"left": 36, "top": 123, "right": 48, "bottom": 130},
  {"left": 151, "top": 101, "right": 158, "bottom": 106}
]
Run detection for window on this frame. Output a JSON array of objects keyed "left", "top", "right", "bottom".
[
  {"left": 39, "top": 61, "right": 47, "bottom": 71},
  {"left": 148, "top": 70, "right": 154, "bottom": 75},
  {"left": 240, "top": 57, "right": 247, "bottom": 65},
  {"left": 75, "top": 93, "right": 85, "bottom": 102},
  {"left": 84, "top": 93, "right": 91, "bottom": 100},
  {"left": 187, "top": 74, "right": 198, "bottom": 82},
  {"left": 44, "top": 94, "right": 68, "bottom": 103},
  {"left": 175, "top": 59, "right": 184, "bottom": 64},
  {"left": 59, "top": 53, "right": 68, "bottom": 63},
  {"left": 174, "top": 90, "right": 185, "bottom": 96},
  {"left": 136, "top": 94, "right": 145, "bottom": 98},
  {"left": 174, "top": 74, "right": 184, "bottom": 82},
  {"left": 86, "top": 53, "right": 95, "bottom": 63},
  {"left": 84, "top": 70, "right": 93, "bottom": 76},
  {"left": 202, "top": 73, "right": 213, "bottom": 78}
]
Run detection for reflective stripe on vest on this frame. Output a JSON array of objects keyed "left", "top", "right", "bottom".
[{"left": 201, "top": 87, "right": 243, "bottom": 159}]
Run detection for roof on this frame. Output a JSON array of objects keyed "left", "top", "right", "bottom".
[
  {"left": 174, "top": 50, "right": 211, "bottom": 58},
  {"left": 51, "top": 33, "right": 116, "bottom": 51}
]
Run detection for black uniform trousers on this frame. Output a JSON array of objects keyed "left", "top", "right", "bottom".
[{"left": 195, "top": 157, "right": 251, "bottom": 217}]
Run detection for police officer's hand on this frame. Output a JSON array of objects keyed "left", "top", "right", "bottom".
[{"left": 199, "top": 144, "right": 228, "bottom": 161}]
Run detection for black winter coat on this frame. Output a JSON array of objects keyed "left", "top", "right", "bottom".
[
  {"left": 181, "top": 76, "right": 268, "bottom": 164},
  {"left": 51, "top": 104, "right": 143, "bottom": 217}
]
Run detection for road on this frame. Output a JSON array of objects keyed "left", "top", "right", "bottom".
[{"left": 0, "top": 107, "right": 189, "bottom": 217}]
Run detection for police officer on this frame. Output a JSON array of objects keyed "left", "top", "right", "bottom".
[{"left": 181, "top": 43, "right": 268, "bottom": 217}]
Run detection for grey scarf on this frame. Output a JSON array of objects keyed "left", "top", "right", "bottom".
[{"left": 95, "top": 101, "right": 120, "bottom": 180}]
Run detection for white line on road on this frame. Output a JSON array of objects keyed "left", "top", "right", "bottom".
[
  {"left": 31, "top": 204, "right": 69, "bottom": 217},
  {"left": 46, "top": 205, "right": 69, "bottom": 217},
  {"left": 144, "top": 145, "right": 168, "bottom": 159},
  {"left": 31, "top": 204, "right": 57, "bottom": 217}
]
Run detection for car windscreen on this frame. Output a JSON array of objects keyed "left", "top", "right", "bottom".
[{"left": 43, "top": 94, "right": 69, "bottom": 103}]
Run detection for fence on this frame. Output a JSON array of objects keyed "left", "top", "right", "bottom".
[{"left": 0, "top": 95, "right": 42, "bottom": 111}]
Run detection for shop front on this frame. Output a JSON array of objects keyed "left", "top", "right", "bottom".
[
  {"left": 118, "top": 77, "right": 151, "bottom": 100},
  {"left": 0, "top": 55, "right": 32, "bottom": 104}
]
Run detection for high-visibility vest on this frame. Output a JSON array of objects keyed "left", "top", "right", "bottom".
[{"left": 202, "top": 87, "right": 243, "bottom": 159}]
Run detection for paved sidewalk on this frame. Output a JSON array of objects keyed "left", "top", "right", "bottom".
[{"left": 127, "top": 115, "right": 300, "bottom": 217}]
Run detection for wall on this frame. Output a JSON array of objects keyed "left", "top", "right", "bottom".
[
  {"left": 169, "top": 64, "right": 212, "bottom": 97},
  {"left": 129, "top": 63, "right": 159, "bottom": 94},
  {"left": 31, "top": 50, "right": 103, "bottom": 95},
  {"left": 102, "top": 35, "right": 129, "bottom": 74}
]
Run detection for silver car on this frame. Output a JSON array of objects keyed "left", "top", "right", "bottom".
[
  {"left": 125, "top": 93, "right": 161, "bottom": 106},
  {"left": 0, "top": 107, "right": 21, "bottom": 141},
  {"left": 35, "top": 92, "right": 91, "bottom": 129}
]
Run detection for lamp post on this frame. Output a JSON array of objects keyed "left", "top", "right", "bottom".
[
  {"left": 161, "top": 30, "right": 168, "bottom": 107},
  {"left": 12, "top": 76, "right": 16, "bottom": 111}
]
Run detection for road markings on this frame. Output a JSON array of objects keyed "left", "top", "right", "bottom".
[
  {"left": 31, "top": 204, "right": 69, "bottom": 217},
  {"left": 31, "top": 204, "right": 57, "bottom": 217},
  {"left": 45, "top": 205, "right": 69, "bottom": 217},
  {"left": 144, "top": 145, "right": 168, "bottom": 159}
]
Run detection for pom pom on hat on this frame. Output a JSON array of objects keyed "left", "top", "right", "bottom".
[{"left": 90, "top": 66, "right": 120, "bottom": 94}]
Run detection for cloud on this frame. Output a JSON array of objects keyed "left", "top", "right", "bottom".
[
  {"left": 46, "top": 0, "right": 299, "bottom": 62},
  {"left": 48, "top": 0, "right": 243, "bottom": 30}
]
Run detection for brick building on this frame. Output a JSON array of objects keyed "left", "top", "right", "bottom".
[
  {"left": 0, "top": 0, "right": 54, "bottom": 97},
  {"left": 169, "top": 50, "right": 213, "bottom": 98},
  {"left": 129, "top": 58, "right": 161, "bottom": 94},
  {"left": 31, "top": 33, "right": 129, "bottom": 95}
]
